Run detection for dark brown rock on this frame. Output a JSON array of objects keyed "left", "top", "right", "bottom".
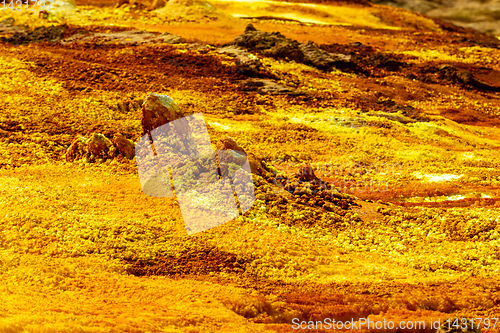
[
  {"left": 65, "top": 136, "right": 86, "bottom": 162},
  {"left": 216, "top": 136, "right": 268, "bottom": 176},
  {"left": 264, "top": 39, "right": 305, "bottom": 63},
  {"left": 296, "top": 164, "right": 319, "bottom": 182},
  {"left": 247, "top": 153, "right": 267, "bottom": 176},
  {"left": 215, "top": 134, "right": 267, "bottom": 176},
  {"left": 245, "top": 23, "right": 257, "bottom": 33},
  {"left": 60, "top": 30, "right": 183, "bottom": 46},
  {"left": 0, "top": 21, "right": 65, "bottom": 44},
  {"left": 0, "top": 18, "right": 28, "bottom": 35},
  {"left": 299, "top": 41, "right": 351, "bottom": 71}
]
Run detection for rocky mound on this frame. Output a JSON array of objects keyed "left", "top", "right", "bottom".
[
  {"left": 63, "top": 93, "right": 273, "bottom": 182},
  {"left": 435, "top": 317, "right": 481, "bottom": 333},
  {"left": 0, "top": 18, "right": 183, "bottom": 46},
  {"left": 141, "top": 93, "right": 187, "bottom": 135},
  {"left": 370, "top": 0, "right": 500, "bottom": 35},
  {"left": 0, "top": 18, "right": 67, "bottom": 44},
  {"left": 65, "top": 132, "right": 135, "bottom": 162},
  {"left": 224, "top": 24, "right": 354, "bottom": 72},
  {"left": 60, "top": 30, "right": 183, "bottom": 45}
]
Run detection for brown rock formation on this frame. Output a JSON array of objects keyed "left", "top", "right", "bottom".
[
  {"left": 112, "top": 133, "right": 135, "bottom": 159},
  {"left": 141, "top": 93, "right": 186, "bottom": 135},
  {"left": 216, "top": 135, "right": 268, "bottom": 177},
  {"left": 216, "top": 136, "right": 246, "bottom": 153}
]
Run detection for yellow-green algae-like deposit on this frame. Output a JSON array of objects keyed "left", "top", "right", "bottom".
[{"left": 0, "top": 0, "right": 499, "bottom": 331}]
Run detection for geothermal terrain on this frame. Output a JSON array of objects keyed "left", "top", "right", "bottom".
[
  {"left": 369, "top": 0, "right": 500, "bottom": 36},
  {"left": 0, "top": 0, "right": 499, "bottom": 332}
]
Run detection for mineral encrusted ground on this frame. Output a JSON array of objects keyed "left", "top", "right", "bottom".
[{"left": 0, "top": 1, "right": 499, "bottom": 332}]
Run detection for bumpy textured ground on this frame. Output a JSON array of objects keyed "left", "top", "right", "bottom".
[{"left": 0, "top": 0, "right": 499, "bottom": 332}]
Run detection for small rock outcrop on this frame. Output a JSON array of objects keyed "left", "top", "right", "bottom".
[
  {"left": 0, "top": 21, "right": 67, "bottom": 44},
  {"left": 60, "top": 30, "right": 183, "bottom": 46},
  {"left": 86, "top": 133, "right": 114, "bottom": 158},
  {"left": 65, "top": 136, "right": 87, "bottom": 162},
  {"left": 216, "top": 136, "right": 245, "bottom": 153},
  {"left": 296, "top": 164, "right": 319, "bottom": 182},
  {"left": 0, "top": 18, "right": 28, "bottom": 35},
  {"left": 0, "top": 18, "right": 183, "bottom": 46},
  {"left": 49, "top": 0, "right": 77, "bottom": 15},
  {"left": 141, "top": 93, "right": 187, "bottom": 135},
  {"left": 216, "top": 136, "right": 268, "bottom": 177},
  {"left": 271, "top": 162, "right": 355, "bottom": 210},
  {"left": 224, "top": 24, "right": 352, "bottom": 72},
  {"left": 239, "top": 78, "right": 304, "bottom": 95},
  {"left": 217, "top": 46, "right": 264, "bottom": 77},
  {"left": 65, "top": 132, "right": 135, "bottom": 162}
]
